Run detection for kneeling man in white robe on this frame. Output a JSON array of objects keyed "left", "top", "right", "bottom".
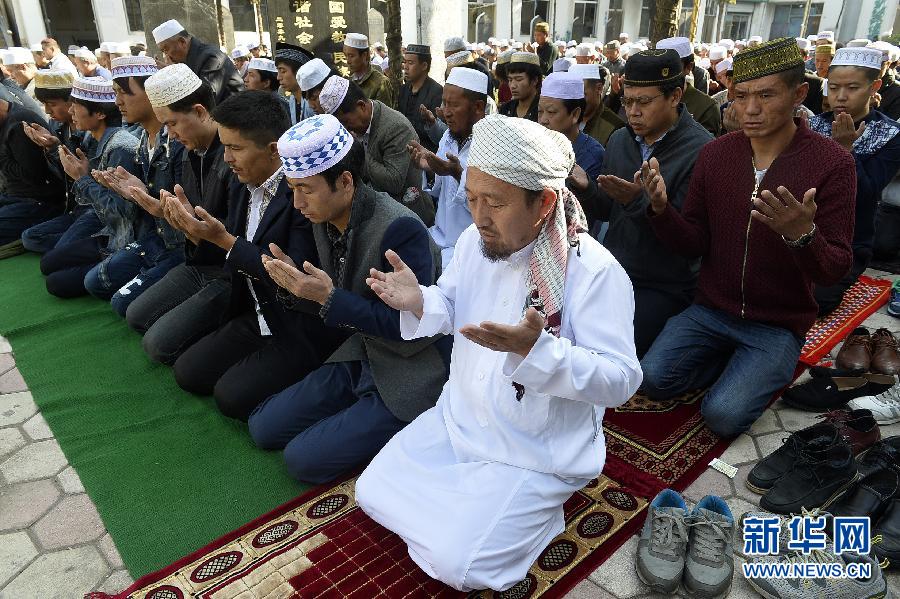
[{"left": 356, "top": 114, "right": 642, "bottom": 592}]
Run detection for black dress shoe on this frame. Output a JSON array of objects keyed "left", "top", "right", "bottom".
[
  {"left": 858, "top": 436, "right": 900, "bottom": 479},
  {"left": 829, "top": 467, "right": 899, "bottom": 521},
  {"left": 873, "top": 494, "right": 900, "bottom": 569},
  {"left": 760, "top": 440, "right": 858, "bottom": 514},
  {"left": 781, "top": 375, "right": 894, "bottom": 412},
  {"left": 746, "top": 423, "right": 839, "bottom": 494}
]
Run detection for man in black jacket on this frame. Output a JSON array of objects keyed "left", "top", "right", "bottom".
[
  {"left": 151, "top": 19, "right": 244, "bottom": 104},
  {"left": 398, "top": 45, "right": 443, "bottom": 153}
]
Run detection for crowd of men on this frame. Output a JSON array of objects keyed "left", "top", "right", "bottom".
[{"left": 0, "top": 17, "right": 897, "bottom": 592}]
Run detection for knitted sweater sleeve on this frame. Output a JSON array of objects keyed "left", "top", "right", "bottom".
[{"left": 646, "top": 145, "right": 712, "bottom": 258}]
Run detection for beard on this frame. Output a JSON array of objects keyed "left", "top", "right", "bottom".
[{"left": 480, "top": 236, "right": 513, "bottom": 262}]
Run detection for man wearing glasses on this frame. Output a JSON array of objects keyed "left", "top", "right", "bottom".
[{"left": 575, "top": 49, "right": 712, "bottom": 357}]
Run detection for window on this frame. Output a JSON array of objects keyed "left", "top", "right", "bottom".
[
  {"left": 769, "top": 3, "right": 823, "bottom": 39},
  {"left": 677, "top": 0, "right": 695, "bottom": 38},
  {"left": 123, "top": 0, "right": 143, "bottom": 32},
  {"left": 722, "top": 12, "right": 750, "bottom": 40},
  {"left": 520, "top": 0, "right": 550, "bottom": 35},
  {"left": 573, "top": 1, "right": 597, "bottom": 40},
  {"left": 639, "top": 0, "right": 651, "bottom": 39},
  {"left": 702, "top": 0, "right": 719, "bottom": 44},
  {"left": 605, "top": 0, "right": 623, "bottom": 44}
]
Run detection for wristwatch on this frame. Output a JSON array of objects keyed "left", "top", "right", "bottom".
[{"left": 782, "top": 223, "right": 817, "bottom": 248}]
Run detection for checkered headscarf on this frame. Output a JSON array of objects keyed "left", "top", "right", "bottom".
[{"left": 277, "top": 114, "right": 353, "bottom": 179}]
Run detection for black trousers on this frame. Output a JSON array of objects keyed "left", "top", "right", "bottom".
[
  {"left": 634, "top": 285, "right": 694, "bottom": 359},
  {"left": 814, "top": 255, "right": 869, "bottom": 317},
  {"left": 173, "top": 311, "right": 330, "bottom": 422},
  {"left": 41, "top": 236, "right": 105, "bottom": 298}
]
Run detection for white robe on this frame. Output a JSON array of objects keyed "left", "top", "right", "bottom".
[{"left": 356, "top": 225, "right": 642, "bottom": 592}]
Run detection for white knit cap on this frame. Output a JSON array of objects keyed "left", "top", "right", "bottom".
[
  {"left": 817, "top": 30, "right": 835, "bottom": 41},
  {"left": 445, "top": 49, "right": 472, "bottom": 67},
  {"left": 541, "top": 72, "right": 584, "bottom": 100},
  {"left": 513, "top": 41, "right": 523, "bottom": 50},
  {"left": 620, "top": 32, "right": 630, "bottom": 39},
  {"left": 152, "top": 19, "right": 185, "bottom": 44},
  {"left": 568, "top": 63, "right": 601, "bottom": 80},
  {"left": 715, "top": 57, "right": 733, "bottom": 74},
  {"left": 71, "top": 76, "right": 116, "bottom": 103},
  {"left": 30, "top": 43, "right": 42, "bottom": 53},
  {"left": 575, "top": 43, "right": 593, "bottom": 57},
  {"left": 832, "top": 47, "right": 885, "bottom": 71},
  {"left": 446, "top": 66, "right": 488, "bottom": 93},
  {"left": 111, "top": 56, "right": 157, "bottom": 78},
  {"left": 564, "top": 48, "right": 576, "bottom": 58},
  {"left": 75, "top": 47, "right": 95, "bottom": 61},
  {"left": 552, "top": 57, "right": 570, "bottom": 72},
  {"left": 278, "top": 114, "right": 354, "bottom": 179},
  {"left": 318, "top": 75, "right": 350, "bottom": 114},
  {"left": 343, "top": 33, "right": 369, "bottom": 50},
  {"left": 709, "top": 45, "right": 727, "bottom": 60},
  {"left": 657, "top": 36, "right": 691, "bottom": 59},
  {"left": 298, "top": 58, "right": 331, "bottom": 92},
  {"left": 444, "top": 36, "right": 467, "bottom": 53},
  {"left": 5, "top": 47, "right": 34, "bottom": 65},
  {"left": 555, "top": 40, "right": 566, "bottom": 48},
  {"left": 247, "top": 41, "right": 260, "bottom": 50},
  {"left": 566, "top": 40, "right": 577, "bottom": 48},
  {"left": 468, "top": 114, "right": 574, "bottom": 191},
  {"left": 67, "top": 44, "right": 80, "bottom": 54},
  {"left": 796, "top": 38, "right": 811, "bottom": 51},
  {"left": 248, "top": 57, "right": 277, "bottom": 73},
  {"left": 231, "top": 46, "right": 250, "bottom": 59},
  {"left": 719, "top": 38, "right": 735, "bottom": 50},
  {"left": 144, "top": 63, "right": 203, "bottom": 107}
]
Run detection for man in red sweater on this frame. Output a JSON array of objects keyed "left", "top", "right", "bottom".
[{"left": 639, "top": 37, "right": 856, "bottom": 438}]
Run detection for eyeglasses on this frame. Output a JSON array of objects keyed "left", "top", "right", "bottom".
[{"left": 622, "top": 94, "right": 664, "bottom": 108}]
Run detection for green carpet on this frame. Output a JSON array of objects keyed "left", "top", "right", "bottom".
[{"left": 0, "top": 254, "right": 309, "bottom": 578}]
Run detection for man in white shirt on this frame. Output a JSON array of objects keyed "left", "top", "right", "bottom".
[
  {"left": 356, "top": 114, "right": 642, "bottom": 591},
  {"left": 40, "top": 38, "right": 78, "bottom": 75}
]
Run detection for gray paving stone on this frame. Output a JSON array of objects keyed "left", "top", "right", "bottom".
[
  {"left": 720, "top": 434, "right": 759, "bottom": 466},
  {"left": 723, "top": 497, "right": 759, "bottom": 548},
  {"left": 98, "top": 533, "right": 123, "bottom": 569},
  {"left": 0, "top": 392, "right": 37, "bottom": 427},
  {"left": 748, "top": 410, "right": 782, "bottom": 436},
  {"left": 0, "top": 479, "right": 60, "bottom": 531},
  {"left": 0, "top": 353, "right": 13, "bottom": 375},
  {"left": 21, "top": 413, "right": 52, "bottom": 441},
  {"left": 0, "top": 531, "right": 37, "bottom": 587},
  {"left": 56, "top": 466, "right": 84, "bottom": 494},
  {"left": 754, "top": 431, "right": 789, "bottom": 462},
  {"left": 96, "top": 569, "right": 133, "bottom": 594},
  {"left": 0, "top": 368, "right": 26, "bottom": 394},
  {"left": 0, "top": 545, "right": 108, "bottom": 599},
  {"left": 683, "top": 468, "right": 733, "bottom": 504},
  {"left": 588, "top": 535, "right": 646, "bottom": 598},
  {"left": 563, "top": 579, "right": 615, "bottom": 598},
  {"left": 33, "top": 494, "right": 105, "bottom": 550},
  {"left": 776, "top": 407, "right": 820, "bottom": 433},
  {"left": 0, "top": 439, "right": 67, "bottom": 483},
  {"left": 0, "top": 335, "right": 10, "bottom": 354},
  {"left": 730, "top": 555, "right": 761, "bottom": 599},
  {"left": 733, "top": 464, "right": 766, "bottom": 505},
  {"left": 881, "top": 422, "right": 900, "bottom": 439},
  {"left": 0, "top": 428, "right": 25, "bottom": 461}
]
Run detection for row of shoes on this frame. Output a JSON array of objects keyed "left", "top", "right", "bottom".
[
  {"left": 746, "top": 409, "right": 880, "bottom": 514},
  {"left": 635, "top": 489, "right": 734, "bottom": 597},
  {"left": 782, "top": 365, "right": 896, "bottom": 416},
  {"left": 835, "top": 327, "right": 900, "bottom": 375}
]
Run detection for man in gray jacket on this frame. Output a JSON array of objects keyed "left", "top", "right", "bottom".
[{"left": 248, "top": 114, "right": 450, "bottom": 484}]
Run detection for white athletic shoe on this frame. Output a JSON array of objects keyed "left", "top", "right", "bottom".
[{"left": 849, "top": 382, "right": 900, "bottom": 425}]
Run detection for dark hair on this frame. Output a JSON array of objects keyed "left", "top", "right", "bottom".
[
  {"left": 112, "top": 75, "right": 150, "bottom": 96},
  {"left": 660, "top": 75, "right": 686, "bottom": 97},
  {"left": 776, "top": 64, "right": 807, "bottom": 88},
  {"left": 524, "top": 187, "right": 543, "bottom": 205},
  {"left": 495, "top": 62, "right": 508, "bottom": 81},
  {"left": 274, "top": 57, "right": 301, "bottom": 74},
  {"left": 680, "top": 56, "right": 695, "bottom": 71},
  {"left": 254, "top": 69, "right": 280, "bottom": 91},
  {"left": 212, "top": 90, "right": 289, "bottom": 147},
  {"left": 319, "top": 140, "right": 365, "bottom": 189},
  {"left": 72, "top": 97, "right": 122, "bottom": 127},
  {"left": 560, "top": 97, "right": 587, "bottom": 122},
  {"left": 35, "top": 87, "right": 71, "bottom": 102},
  {"left": 405, "top": 52, "right": 432, "bottom": 72},
  {"left": 829, "top": 64, "right": 882, "bottom": 83},
  {"left": 335, "top": 80, "right": 368, "bottom": 115},
  {"left": 167, "top": 80, "right": 216, "bottom": 113},
  {"left": 456, "top": 62, "right": 494, "bottom": 99},
  {"left": 506, "top": 62, "right": 542, "bottom": 86}
]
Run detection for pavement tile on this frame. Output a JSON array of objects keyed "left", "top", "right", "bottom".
[
  {"left": 0, "top": 531, "right": 37, "bottom": 588},
  {"left": 683, "top": 468, "right": 733, "bottom": 504},
  {"left": 0, "top": 439, "right": 67, "bottom": 484},
  {"left": 0, "top": 479, "right": 60, "bottom": 531},
  {"left": 0, "top": 392, "right": 37, "bottom": 427},
  {"left": 733, "top": 464, "right": 766, "bottom": 505},
  {"left": 0, "top": 354, "right": 12, "bottom": 374},
  {"left": 720, "top": 434, "right": 759, "bottom": 466},
  {"left": 56, "top": 466, "right": 85, "bottom": 494},
  {"left": 0, "top": 428, "right": 25, "bottom": 461},
  {"left": 776, "top": 407, "right": 820, "bottom": 433},
  {"left": 0, "top": 335, "right": 10, "bottom": 354},
  {"left": 588, "top": 535, "right": 646, "bottom": 598},
  {"left": 880, "top": 422, "right": 900, "bottom": 440},
  {"left": 754, "top": 431, "right": 789, "bottom": 462},
  {"left": 98, "top": 533, "right": 123, "bottom": 569},
  {"left": 0, "top": 368, "right": 26, "bottom": 394},
  {"left": 33, "top": 494, "right": 106, "bottom": 550},
  {"left": 748, "top": 410, "right": 783, "bottom": 436},
  {"left": 22, "top": 413, "right": 52, "bottom": 441},
  {"left": 563, "top": 579, "right": 616, "bottom": 598},
  {"left": 96, "top": 570, "right": 133, "bottom": 594},
  {"left": 0, "top": 545, "right": 108, "bottom": 599}
]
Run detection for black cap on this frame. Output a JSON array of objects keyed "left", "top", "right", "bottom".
[
  {"left": 274, "top": 42, "right": 314, "bottom": 67},
  {"left": 405, "top": 44, "right": 431, "bottom": 57},
  {"left": 623, "top": 49, "right": 683, "bottom": 87}
]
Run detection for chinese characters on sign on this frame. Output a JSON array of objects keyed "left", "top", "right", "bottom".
[
  {"left": 742, "top": 515, "right": 871, "bottom": 557},
  {"left": 267, "top": 0, "right": 368, "bottom": 73}
]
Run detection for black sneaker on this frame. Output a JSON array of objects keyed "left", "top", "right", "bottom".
[
  {"left": 760, "top": 440, "right": 858, "bottom": 515},
  {"left": 746, "top": 423, "right": 839, "bottom": 494},
  {"left": 873, "top": 491, "right": 900, "bottom": 569},
  {"left": 781, "top": 376, "right": 873, "bottom": 411},
  {"left": 858, "top": 436, "right": 900, "bottom": 479}
]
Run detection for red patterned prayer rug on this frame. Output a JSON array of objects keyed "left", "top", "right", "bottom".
[{"left": 800, "top": 275, "right": 892, "bottom": 366}]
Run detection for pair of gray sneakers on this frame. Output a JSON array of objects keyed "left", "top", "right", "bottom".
[{"left": 636, "top": 489, "right": 735, "bottom": 598}]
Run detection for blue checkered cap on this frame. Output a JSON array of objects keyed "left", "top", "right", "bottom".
[{"left": 277, "top": 114, "right": 354, "bottom": 179}]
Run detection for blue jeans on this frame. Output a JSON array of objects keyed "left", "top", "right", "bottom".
[
  {"left": 248, "top": 361, "right": 406, "bottom": 484},
  {"left": 23, "top": 208, "right": 102, "bottom": 253},
  {"left": 84, "top": 237, "right": 184, "bottom": 316},
  {"left": 0, "top": 194, "right": 61, "bottom": 246},
  {"left": 640, "top": 304, "right": 803, "bottom": 438}
]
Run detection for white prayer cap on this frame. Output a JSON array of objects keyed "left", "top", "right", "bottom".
[
  {"left": 552, "top": 57, "right": 571, "bottom": 72},
  {"left": 847, "top": 39, "right": 872, "bottom": 48},
  {"left": 71, "top": 75, "right": 116, "bottom": 103},
  {"left": 499, "top": 39, "right": 510, "bottom": 48},
  {"left": 594, "top": 41, "right": 604, "bottom": 49},
  {"left": 278, "top": 114, "right": 354, "bottom": 179},
  {"left": 144, "top": 63, "right": 203, "bottom": 107},
  {"left": 318, "top": 75, "right": 350, "bottom": 114},
  {"left": 575, "top": 43, "right": 593, "bottom": 57},
  {"left": 568, "top": 63, "right": 601, "bottom": 80},
  {"left": 807, "top": 34, "right": 817, "bottom": 43},
  {"left": 67, "top": 44, "right": 80, "bottom": 55},
  {"left": 657, "top": 36, "right": 691, "bottom": 59},
  {"left": 566, "top": 40, "right": 577, "bottom": 48},
  {"left": 445, "top": 49, "right": 472, "bottom": 67},
  {"left": 231, "top": 46, "right": 250, "bottom": 59},
  {"left": 247, "top": 41, "right": 260, "bottom": 50},
  {"left": 489, "top": 37, "right": 498, "bottom": 45},
  {"left": 620, "top": 32, "right": 630, "bottom": 39},
  {"left": 817, "top": 30, "right": 835, "bottom": 41},
  {"left": 513, "top": 41, "right": 523, "bottom": 50},
  {"left": 708, "top": 45, "right": 727, "bottom": 60},
  {"left": 152, "top": 19, "right": 186, "bottom": 44},
  {"left": 555, "top": 39, "right": 566, "bottom": 48},
  {"left": 831, "top": 47, "right": 883, "bottom": 71},
  {"left": 111, "top": 55, "right": 157, "bottom": 78},
  {"left": 564, "top": 48, "right": 576, "bottom": 58},
  {"left": 99, "top": 42, "right": 113, "bottom": 53},
  {"left": 697, "top": 57, "right": 710, "bottom": 69},
  {"left": 465, "top": 42, "right": 475, "bottom": 51},
  {"left": 298, "top": 58, "right": 331, "bottom": 91},
  {"left": 468, "top": 114, "right": 574, "bottom": 191},
  {"left": 446, "top": 66, "right": 488, "bottom": 94},
  {"left": 113, "top": 42, "right": 132, "bottom": 54},
  {"left": 248, "top": 57, "right": 277, "bottom": 73},
  {"left": 868, "top": 40, "right": 894, "bottom": 61},
  {"left": 718, "top": 38, "right": 735, "bottom": 50},
  {"left": 715, "top": 57, "right": 733, "bottom": 74},
  {"left": 95, "top": 49, "right": 102, "bottom": 58},
  {"left": 796, "top": 38, "right": 811, "bottom": 51},
  {"left": 373, "top": 42, "right": 384, "bottom": 50},
  {"left": 74, "top": 47, "right": 95, "bottom": 61},
  {"left": 749, "top": 35, "right": 763, "bottom": 43},
  {"left": 444, "top": 36, "right": 467, "bottom": 52},
  {"left": 30, "top": 43, "right": 42, "bottom": 53},
  {"left": 541, "top": 72, "right": 584, "bottom": 100},
  {"left": 5, "top": 47, "right": 34, "bottom": 65},
  {"left": 343, "top": 33, "right": 369, "bottom": 50}
]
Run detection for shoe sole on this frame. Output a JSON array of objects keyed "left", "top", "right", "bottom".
[
  {"left": 760, "top": 472, "right": 861, "bottom": 514},
  {"left": 682, "top": 580, "right": 733, "bottom": 599},
  {"left": 744, "top": 480, "right": 770, "bottom": 495},
  {"left": 634, "top": 561, "right": 680, "bottom": 594},
  {"left": 744, "top": 576, "right": 781, "bottom": 599}
]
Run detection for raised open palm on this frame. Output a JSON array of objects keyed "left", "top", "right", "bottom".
[{"left": 366, "top": 250, "right": 424, "bottom": 317}]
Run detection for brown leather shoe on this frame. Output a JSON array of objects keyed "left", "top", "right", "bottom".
[
  {"left": 835, "top": 327, "right": 873, "bottom": 372},
  {"left": 818, "top": 408, "right": 881, "bottom": 455},
  {"left": 871, "top": 328, "right": 900, "bottom": 375}
]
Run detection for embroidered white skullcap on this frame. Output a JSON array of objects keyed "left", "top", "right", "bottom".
[
  {"left": 99, "top": 42, "right": 113, "bottom": 53},
  {"left": 846, "top": 39, "right": 870, "bottom": 48},
  {"left": 555, "top": 39, "right": 566, "bottom": 48},
  {"left": 144, "top": 63, "right": 203, "bottom": 107},
  {"left": 278, "top": 114, "right": 354, "bottom": 179},
  {"left": 715, "top": 57, "right": 733, "bottom": 74},
  {"left": 75, "top": 47, "right": 95, "bottom": 61},
  {"left": 709, "top": 45, "right": 727, "bottom": 60},
  {"left": 5, "top": 47, "right": 34, "bottom": 65},
  {"left": 749, "top": 35, "right": 763, "bottom": 43},
  {"left": 817, "top": 31, "right": 835, "bottom": 41},
  {"left": 575, "top": 43, "right": 593, "bottom": 57},
  {"left": 113, "top": 42, "right": 132, "bottom": 55},
  {"left": 697, "top": 57, "right": 710, "bottom": 69},
  {"left": 445, "top": 49, "right": 472, "bottom": 67},
  {"left": 111, "top": 55, "right": 157, "bottom": 78},
  {"left": 465, "top": 42, "right": 475, "bottom": 51},
  {"left": 499, "top": 39, "right": 510, "bottom": 48},
  {"left": 71, "top": 76, "right": 116, "bottom": 102},
  {"left": 95, "top": 48, "right": 102, "bottom": 58},
  {"left": 552, "top": 57, "right": 571, "bottom": 72},
  {"left": 298, "top": 58, "right": 331, "bottom": 92},
  {"left": 568, "top": 63, "right": 601, "bottom": 80},
  {"left": 564, "top": 48, "right": 576, "bottom": 58},
  {"left": 67, "top": 44, "right": 80, "bottom": 54},
  {"left": 30, "top": 43, "right": 42, "bottom": 53},
  {"left": 513, "top": 41, "right": 523, "bottom": 50},
  {"left": 510, "top": 51, "right": 540, "bottom": 66},
  {"left": 247, "top": 41, "right": 260, "bottom": 50},
  {"left": 318, "top": 75, "right": 350, "bottom": 114},
  {"left": 832, "top": 47, "right": 885, "bottom": 71},
  {"left": 718, "top": 38, "right": 735, "bottom": 51},
  {"left": 796, "top": 38, "right": 811, "bottom": 51},
  {"left": 468, "top": 115, "right": 574, "bottom": 192},
  {"left": 566, "top": 40, "right": 577, "bottom": 48},
  {"left": 249, "top": 57, "right": 277, "bottom": 73},
  {"left": 656, "top": 36, "right": 691, "bottom": 59},
  {"left": 344, "top": 33, "right": 369, "bottom": 50},
  {"left": 446, "top": 66, "right": 488, "bottom": 93},
  {"left": 444, "top": 36, "right": 467, "bottom": 53},
  {"left": 34, "top": 70, "right": 74, "bottom": 90},
  {"left": 153, "top": 20, "right": 185, "bottom": 44},
  {"left": 231, "top": 46, "right": 250, "bottom": 59},
  {"left": 807, "top": 35, "right": 818, "bottom": 42},
  {"left": 868, "top": 40, "right": 894, "bottom": 61},
  {"left": 373, "top": 42, "right": 384, "bottom": 50},
  {"left": 541, "top": 72, "right": 584, "bottom": 100},
  {"left": 595, "top": 41, "right": 604, "bottom": 49},
  {"left": 489, "top": 37, "right": 498, "bottom": 45},
  {"left": 620, "top": 32, "right": 630, "bottom": 39}
]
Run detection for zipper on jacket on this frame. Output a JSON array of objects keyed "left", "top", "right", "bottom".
[{"left": 741, "top": 175, "right": 762, "bottom": 318}]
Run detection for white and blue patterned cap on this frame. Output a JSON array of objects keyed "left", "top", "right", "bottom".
[
  {"left": 278, "top": 114, "right": 354, "bottom": 179},
  {"left": 318, "top": 75, "right": 350, "bottom": 115},
  {"left": 111, "top": 56, "right": 158, "bottom": 79},
  {"left": 71, "top": 76, "right": 117, "bottom": 103}
]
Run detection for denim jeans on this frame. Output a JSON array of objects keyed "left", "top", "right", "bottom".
[
  {"left": 42, "top": 236, "right": 105, "bottom": 298},
  {"left": 22, "top": 208, "right": 102, "bottom": 253},
  {"left": 0, "top": 194, "right": 62, "bottom": 246},
  {"left": 125, "top": 263, "right": 231, "bottom": 365},
  {"left": 640, "top": 304, "right": 803, "bottom": 438}
]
